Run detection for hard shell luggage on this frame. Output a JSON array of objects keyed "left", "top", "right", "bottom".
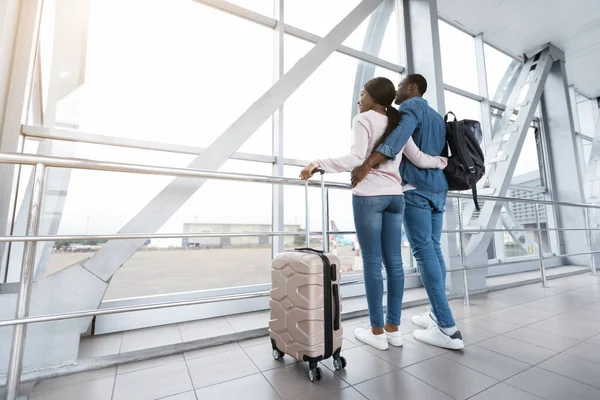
[{"left": 269, "top": 170, "right": 346, "bottom": 382}]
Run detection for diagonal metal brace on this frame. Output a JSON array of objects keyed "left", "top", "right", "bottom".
[{"left": 82, "top": 0, "right": 385, "bottom": 282}]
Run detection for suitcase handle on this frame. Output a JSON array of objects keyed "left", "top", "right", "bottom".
[
  {"left": 333, "top": 284, "right": 340, "bottom": 331},
  {"left": 293, "top": 247, "right": 324, "bottom": 253}
]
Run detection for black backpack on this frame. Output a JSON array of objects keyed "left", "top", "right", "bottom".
[{"left": 442, "top": 112, "right": 485, "bottom": 211}]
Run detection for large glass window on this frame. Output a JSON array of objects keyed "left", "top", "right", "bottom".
[
  {"left": 576, "top": 96, "right": 598, "bottom": 137},
  {"left": 227, "top": 0, "right": 274, "bottom": 17},
  {"left": 35, "top": 0, "right": 275, "bottom": 154},
  {"left": 484, "top": 44, "right": 518, "bottom": 101},
  {"left": 439, "top": 21, "right": 478, "bottom": 94},
  {"left": 342, "top": 1, "right": 400, "bottom": 64},
  {"left": 285, "top": 0, "right": 362, "bottom": 37},
  {"left": 284, "top": 50, "right": 401, "bottom": 160}
]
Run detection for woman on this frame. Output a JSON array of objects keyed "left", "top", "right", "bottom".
[{"left": 300, "top": 77, "right": 447, "bottom": 350}]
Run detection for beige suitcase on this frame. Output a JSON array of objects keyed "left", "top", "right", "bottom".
[{"left": 269, "top": 171, "right": 346, "bottom": 383}]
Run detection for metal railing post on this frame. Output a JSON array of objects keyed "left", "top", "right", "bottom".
[
  {"left": 584, "top": 207, "right": 597, "bottom": 276},
  {"left": 304, "top": 179, "right": 310, "bottom": 247},
  {"left": 5, "top": 163, "right": 47, "bottom": 400},
  {"left": 535, "top": 203, "right": 547, "bottom": 288},
  {"left": 456, "top": 198, "right": 469, "bottom": 305},
  {"left": 322, "top": 182, "right": 329, "bottom": 253}
]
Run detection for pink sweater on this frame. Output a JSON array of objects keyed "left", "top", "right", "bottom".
[{"left": 313, "top": 110, "right": 447, "bottom": 196}]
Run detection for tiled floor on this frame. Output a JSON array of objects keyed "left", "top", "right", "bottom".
[{"left": 19, "top": 273, "right": 600, "bottom": 399}]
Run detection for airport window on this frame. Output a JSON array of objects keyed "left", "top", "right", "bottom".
[
  {"left": 285, "top": 0, "right": 363, "bottom": 37},
  {"left": 438, "top": 20, "right": 479, "bottom": 94},
  {"left": 283, "top": 50, "right": 401, "bottom": 160},
  {"left": 484, "top": 44, "right": 520, "bottom": 102},
  {"left": 34, "top": 0, "right": 275, "bottom": 152}
]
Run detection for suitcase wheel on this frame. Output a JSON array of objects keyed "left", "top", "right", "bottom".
[
  {"left": 308, "top": 367, "right": 322, "bottom": 382},
  {"left": 272, "top": 349, "right": 285, "bottom": 361},
  {"left": 333, "top": 356, "right": 347, "bottom": 371}
]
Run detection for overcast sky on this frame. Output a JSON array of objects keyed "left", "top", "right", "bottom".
[{"left": 15, "top": 0, "right": 593, "bottom": 248}]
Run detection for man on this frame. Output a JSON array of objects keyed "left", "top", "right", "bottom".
[{"left": 351, "top": 74, "right": 464, "bottom": 350}]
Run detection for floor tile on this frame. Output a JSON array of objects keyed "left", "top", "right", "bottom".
[
  {"left": 484, "top": 309, "right": 542, "bottom": 326},
  {"left": 506, "top": 366, "right": 600, "bottom": 400},
  {"left": 443, "top": 345, "right": 530, "bottom": 380},
  {"left": 238, "top": 336, "right": 271, "bottom": 348},
  {"left": 33, "top": 368, "right": 116, "bottom": 391},
  {"left": 184, "top": 342, "right": 241, "bottom": 360},
  {"left": 474, "top": 291, "right": 531, "bottom": 305},
  {"left": 587, "top": 334, "right": 600, "bottom": 346},
  {"left": 263, "top": 362, "right": 349, "bottom": 400},
  {"left": 321, "top": 346, "right": 396, "bottom": 385},
  {"left": 113, "top": 361, "right": 192, "bottom": 400},
  {"left": 194, "top": 373, "right": 281, "bottom": 400},
  {"left": 503, "top": 304, "right": 560, "bottom": 319},
  {"left": 455, "top": 322, "right": 498, "bottom": 345},
  {"left": 569, "top": 308, "right": 600, "bottom": 323},
  {"left": 354, "top": 370, "right": 451, "bottom": 400},
  {"left": 528, "top": 319, "right": 599, "bottom": 341},
  {"left": 461, "top": 316, "right": 521, "bottom": 334},
  {"left": 186, "top": 349, "right": 258, "bottom": 389},
  {"left": 118, "top": 354, "right": 184, "bottom": 375},
  {"left": 403, "top": 356, "right": 498, "bottom": 400},
  {"left": 243, "top": 342, "right": 299, "bottom": 371},
  {"left": 78, "top": 333, "right": 123, "bottom": 359},
  {"left": 539, "top": 353, "right": 600, "bottom": 389},
  {"left": 362, "top": 339, "right": 438, "bottom": 368},
  {"left": 29, "top": 376, "right": 115, "bottom": 400},
  {"left": 524, "top": 298, "right": 582, "bottom": 313},
  {"left": 178, "top": 317, "right": 235, "bottom": 342},
  {"left": 160, "top": 392, "right": 197, "bottom": 400},
  {"left": 120, "top": 324, "right": 182, "bottom": 353},
  {"left": 315, "top": 387, "right": 367, "bottom": 400},
  {"left": 402, "top": 333, "right": 449, "bottom": 355},
  {"left": 504, "top": 327, "right": 580, "bottom": 352},
  {"left": 548, "top": 312, "right": 600, "bottom": 332},
  {"left": 468, "top": 382, "right": 542, "bottom": 400},
  {"left": 225, "top": 311, "right": 269, "bottom": 332},
  {"left": 564, "top": 341, "right": 600, "bottom": 365},
  {"left": 477, "top": 335, "right": 557, "bottom": 365}
]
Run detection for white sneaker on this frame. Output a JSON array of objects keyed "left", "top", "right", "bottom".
[
  {"left": 413, "top": 325, "right": 464, "bottom": 350},
  {"left": 354, "top": 327, "right": 389, "bottom": 350},
  {"left": 412, "top": 312, "right": 436, "bottom": 329},
  {"left": 385, "top": 330, "right": 403, "bottom": 347}
]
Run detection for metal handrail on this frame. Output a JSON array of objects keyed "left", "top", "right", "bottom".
[
  {"left": 2, "top": 151, "right": 600, "bottom": 210},
  {"left": 1, "top": 151, "right": 599, "bottom": 397}
]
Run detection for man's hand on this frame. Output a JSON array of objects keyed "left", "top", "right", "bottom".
[
  {"left": 351, "top": 163, "right": 371, "bottom": 188},
  {"left": 351, "top": 151, "right": 388, "bottom": 187},
  {"left": 300, "top": 163, "right": 317, "bottom": 180}
]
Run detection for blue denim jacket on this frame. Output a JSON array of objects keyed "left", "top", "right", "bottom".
[{"left": 376, "top": 97, "right": 448, "bottom": 193}]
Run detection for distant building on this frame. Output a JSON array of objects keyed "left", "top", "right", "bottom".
[{"left": 182, "top": 223, "right": 302, "bottom": 248}]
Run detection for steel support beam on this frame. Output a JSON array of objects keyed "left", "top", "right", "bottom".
[
  {"left": 399, "top": 0, "right": 444, "bottom": 110},
  {"left": 82, "top": 0, "right": 385, "bottom": 282},
  {"left": 271, "top": 0, "right": 284, "bottom": 256},
  {"left": 399, "top": 0, "right": 464, "bottom": 293},
  {"left": 0, "top": 0, "right": 43, "bottom": 283},
  {"left": 465, "top": 46, "right": 557, "bottom": 257},
  {"left": 540, "top": 59, "right": 588, "bottom": 265},
  {"left": 7, "top": 0, "right": 88, "bottom": 283},
  {"left": 351, "top": 0, "right": 396, "bottom": 120}
]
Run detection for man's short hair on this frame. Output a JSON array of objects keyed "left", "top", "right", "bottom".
[{"left": 405, "top": 74, "right": 427, "bottom": 95}]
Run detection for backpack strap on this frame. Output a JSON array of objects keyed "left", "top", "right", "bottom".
[{"left": 454, "top": 121, "right": 481, "bottom": 211}]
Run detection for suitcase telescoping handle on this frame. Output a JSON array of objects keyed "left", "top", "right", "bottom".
[{"left": 304, "top": 168, "right": 329, "bottom": 252}]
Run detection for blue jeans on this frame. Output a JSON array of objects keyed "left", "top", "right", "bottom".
[
  {"left": 353, "top": 195, "right": 405, "bottom": 328},
  {"left": 404, "top": 189, "right": 455, "bottom": 328}
]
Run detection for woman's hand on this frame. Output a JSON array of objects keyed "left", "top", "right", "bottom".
[{"left": 300, "top": 163, "right": 317, "bottom": 180}]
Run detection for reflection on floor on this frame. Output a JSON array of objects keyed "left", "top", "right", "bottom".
[{"left": 12, "top": 272, "right": 600, "bottom": 400}]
